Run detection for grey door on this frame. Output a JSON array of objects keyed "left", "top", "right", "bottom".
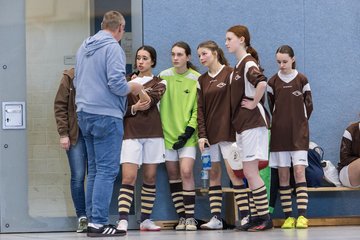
[{"left": 0, "top": 0, "right": 143, "bottom": 233}]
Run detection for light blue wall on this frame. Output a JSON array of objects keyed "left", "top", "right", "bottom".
[
  {"left": 143, "top": 0, "right": 360, "bottom": 220},
  {"left": 144, "top": 0, "right": 360, "bottom": 163},
  {"left": 304, "top": 0, "right": 360, "bottom": 160}
]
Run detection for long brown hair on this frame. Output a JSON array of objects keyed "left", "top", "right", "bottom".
[
  {"left": 276, "top": 45, "right": 296, "bottom": 69},
  {"left": 227, "top": 25, "right": 261, "bottom": 66},
  {"left": 197, "top": 40, "right": 229, "bottom": 66}
]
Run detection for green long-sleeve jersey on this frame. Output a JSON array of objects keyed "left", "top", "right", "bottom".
[{"left": 159, "top": 67, "right": 200, "bottom": 149}]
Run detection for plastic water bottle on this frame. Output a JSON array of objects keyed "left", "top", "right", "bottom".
[
  {"left": 201, "top": 147, "right": 212, "bottom": 170},
  {"left": 201, "top": 169, "right": 209, "bottom": 189},
  {"left": 201, "top": 146, "right": 211, "bottom": 188}
]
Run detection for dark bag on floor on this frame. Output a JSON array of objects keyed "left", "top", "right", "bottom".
[{"left": 306, "top": 146, "right": 324, "bottom": 187}]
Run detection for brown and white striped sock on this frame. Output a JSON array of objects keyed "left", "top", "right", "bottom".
[
  {"left": 140, "top": 183, "right": 156, "bottom": 222},
  {"left": 233, "top": 184, "right": 250, "bottom": 218},
  {"left": 249, "top": 191, "right": 258, "bottom": 218},
  {"left": 296, "top": 182, "right": 308, "bottom": 217},
  {"left": 252, "top": 185, "right": 270, "bottom": 219},
  {"left": 118, "top": 184, "right": 134, "bottom": 220},
  {"left": 183, "top": 189, "right": 196, "bottom": 219},
  {"left": 208, "top": 185, "right": 222, "bottom": 218},
  {"left": 169, "top": 180, "right": 185, "bottom": 218},
  {"left": 279, "top": 185, "right": 293, "bottom": 218}
]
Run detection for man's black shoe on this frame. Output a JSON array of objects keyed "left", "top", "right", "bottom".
[{"left": 87, "top": 224, "right": 126, "bottom": 237}]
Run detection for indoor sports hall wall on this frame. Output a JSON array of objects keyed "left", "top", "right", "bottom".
[
  {"left": 142, "top": 0, "right": 360, "bottom": 220},
  {"left": 143, "top": 0, "right": 360, "bottom": 165}
]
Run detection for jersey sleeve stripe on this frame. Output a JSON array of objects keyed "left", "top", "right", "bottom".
[
  {"left": 267, "top": 85, "right": 274, "bottom": 95},
  {"left": 302, "top": 83, "right": 311, "bottom": 93},
  {"left": 160, "top": 79, "right": 167, "bottom": 86},
  {"left": 343, "top": 130, "right": 352, "bottom": 141}
]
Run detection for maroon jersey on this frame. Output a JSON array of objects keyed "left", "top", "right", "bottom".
[
  {"left": 338, "top": 121, "right": 360, "bottom": 171},
  {"left": 267, "top": 70, "right": 313, "bottom": 151},
  {"left": 230, "top": 54, "right": 268, "bottom": 134},
  {"left": 197, "top": 66, "right": 235, "bottom": 144},
  {"left": 123, "top": 76, "right": 166, "bottom": 139}
]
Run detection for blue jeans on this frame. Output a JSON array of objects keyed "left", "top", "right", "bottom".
[
  {"left": 77, "top": 111, "right": 123, "bottom": 225},
  {"left": 66, "top": 130, "right": 87, "bottom": 218}
]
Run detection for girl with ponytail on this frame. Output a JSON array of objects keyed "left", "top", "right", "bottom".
[
  {"left": 225, "top": 25, "right": 272, "bottom": 231},
  {"left": 267, "top": 45, "right": 313, "bottom": 229},
  {"left": 196, "top": 40, "right": 250, "bottom": 230}
]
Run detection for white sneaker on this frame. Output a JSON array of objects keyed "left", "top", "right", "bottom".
[
  {"left": 76, "top": 216, "right": 88, "bottom": 233},
  {"left": 185, "top": 218, "right": 198, "bottom": 231},
  {"left": 236, "top": 215, "right": 250, "bottom": 231},
  {"left": 240, "top": 215, "right": 250, "bottom": 226},
  {"left": 200, "top": 216, "right": 223, "bottom": 230},
  {"left": 175, "top": 217, "right": 186, "bottom": 231},
  {"left": 116, "top": 219, "right": 128, "bottom": 232},
  {"left": 140, "top": 219, "right": 161, "bottom": 231}
]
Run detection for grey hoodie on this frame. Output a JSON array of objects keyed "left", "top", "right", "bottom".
[{"left": 74, "top": 30, "right": 130, "bottom": 119}]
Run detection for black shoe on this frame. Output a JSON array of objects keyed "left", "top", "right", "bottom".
[
  {"left": 87, "top": 224, "right": 126, "bottom": 237},
  {"left": 247, "top": 218, "right": 273, "bottom": 232},
  {"left": 236, "top": 216, "right": 261, "bottom": 231}
]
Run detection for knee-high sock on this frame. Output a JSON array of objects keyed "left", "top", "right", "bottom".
[
  {"left": 118, "top": 184, "right": 134, "bottom": 220},
  {"left": 233, "top": 184, "right": 250, "bottom": 218},
  {"left": 208, "top": 185, "right": 222, "bottom": 218},
  {"left": 252, "top": 185, "right": 270, "bottom": 219},
  {"left": 248, "top": 190, "right": 258, "bottom": 218},
  {"left": 279, "top": 185, "right": 293, "bottom": 218},
  {"left": 183, "top": 189, "right": 196, "bottom": 219},
  {"left": 296, "top": 182, "right": 308, "bottom": 217},
  {"left": 169, "top": 180, "right": 185, "bottom": 218},
  {"left": 140, "top": 183, "right": 156, "bottom": 222}
]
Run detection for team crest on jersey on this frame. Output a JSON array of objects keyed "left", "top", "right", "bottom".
[
  {"left": 184, "top": 89, "right": 190, "bottom": 94},
  {"left": 292, "top": 90, "right": 302, "bottom": 96},
  {"left": 216, "top": 82, "right": 226, "bottom": 88},
  {"left": 234, "top": 74, "right": 241, "bottom": 80}
]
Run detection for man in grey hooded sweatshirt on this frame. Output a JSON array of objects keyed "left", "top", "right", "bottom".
[{"left": 74, "top": 10, "right": 142, "bottom": 237}]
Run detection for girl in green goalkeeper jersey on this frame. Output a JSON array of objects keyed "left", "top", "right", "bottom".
[{"left": 159, "top": 41, "right": 200, "bottom": 231}]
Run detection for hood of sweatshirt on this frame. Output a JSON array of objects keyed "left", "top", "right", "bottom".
[{"left": 83, "top": 30, "right": 117, "bottom": 56}]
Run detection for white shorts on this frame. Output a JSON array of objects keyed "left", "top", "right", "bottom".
[
  {"left": 236, "top": 127, "right": 269, "bottom": 162},
  {"left": 269, "top": 151, "right": 308, "bottom": 168},
  {"left": 339, "top": 165, "right": 360, "bottom": 188},
  {"left": 165, "top": 146, "right": 196, "bottom": 161},
  {"left": 121, "top": 138, "right": 165, "bottom": 165},
  {"left": 209, "top": 141, "right": 234, "bottom": 162}
]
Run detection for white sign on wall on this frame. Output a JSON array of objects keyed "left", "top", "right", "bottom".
[{"left": 122, "top": 32, "right": 133, "bottom": 64}]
